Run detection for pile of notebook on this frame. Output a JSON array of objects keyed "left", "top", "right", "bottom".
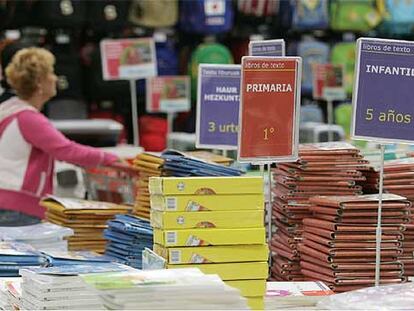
[
  {"left": 133, "top": 151, "right": 236, "bottom": 219},
  {"left": 300, "top": 194, "right": 408, "bottom": 292},
  {"left": 103, "top": 214, "right": 153, "bottom": 269},
  {"left": 18, "top": 262, "right": 133, "bottom": 310},
  {"left": 150, "top": 176, "right": 268, "bottom": 310},
  {"left": 161, "top": 150, "right": 242, "bottom": 177},
  {"left": 41, "top": 250, "right": 111, "bottom": 266},
  {"left": 265, "top": 281, "right": 333, "bottom": 309},
  {"left": 41, "top": 196, "right": 130, "bottom": 253},
  {"left": 0, "top": 277, "right": 22, "bottom": 310},
  {"left": 271, "top": 142, "right": 369, "bottom": 281},
  {"left": 364, "top": 157, "right": 414, "bottom": 277},
  {"left": 133, "top": 152, "right": 165, "bottom": 219},
  {"left": 82, "top": 268, "right": 249, "bottom": 310},
  {"left": 0, "top": 222, "right": 73, "bottom": 252},
  {"left": 0, "top": 242, "right": 45, "bottom": 277}
]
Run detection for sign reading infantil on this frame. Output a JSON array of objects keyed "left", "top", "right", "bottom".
[
  {"left": 352, "top": 38, "right": 414, "bottom": 143},
  {"left": 238, "top": 57, "right": 302, "bottom": 163},
  {"left": 196, "top": 64, "right": 240, "bottom": 149}
]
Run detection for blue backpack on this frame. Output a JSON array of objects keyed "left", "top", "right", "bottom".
[
  {"left": 179, "top": 0, "right": 234, "bottom": 34},
  {"left": 296, "top": 40, "right": 330, "bottom": 95},
  {"left": 378, "top": 0, "right": 414, "bottom": 35},
  {"left": 156, "top": 40, "right": 179, "bottom": 76},
  {"left": 292, "top": 0, "right": 329, "bottom": 30}
]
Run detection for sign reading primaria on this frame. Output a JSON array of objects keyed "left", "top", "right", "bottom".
[{"left": 238, "top": 57, "right": 301, "bottom": 163}]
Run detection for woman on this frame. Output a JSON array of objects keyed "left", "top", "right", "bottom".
[{"left": 0, "top": 47, "right": 119, "bottom": 226}]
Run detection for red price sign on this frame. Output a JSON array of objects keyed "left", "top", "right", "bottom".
[
  {"left": 312, "top": 63, "right": 345, "bottom": 100},
  {"left": 238, "top": 57, "right": 301, "bottom": 163}
]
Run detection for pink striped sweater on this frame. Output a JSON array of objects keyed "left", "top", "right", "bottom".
[{"left": 0, "top": 97, "right": 119, "bottom": 218}]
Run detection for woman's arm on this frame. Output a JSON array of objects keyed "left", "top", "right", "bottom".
[{"left": 18, "top": 110, "right": 119, "bottom": 167}]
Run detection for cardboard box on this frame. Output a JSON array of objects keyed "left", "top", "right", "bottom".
[
  {"left": 150, "top": 194, "right": 264, "bottom": 212},
  {"left": 167, "top": 261, "right": 269, "bottom": 281},
  {"left": 151, "top": 210, "right": 265, "bottom": 229},
  {"left": 225, "top": 280, "right": 267, "bottom": 297},
  {"left": 153, "top": 227, "right": 266, "bottom": 247},
  {"left": 154, "top": 244, "right": 269, "bottom": 264},
  {"left": 149, "top": 176, "right": 263, "bottom": 195}
]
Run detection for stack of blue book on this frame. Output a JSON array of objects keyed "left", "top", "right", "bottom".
[
  {"left": 104, "top": 214, "right": 153, "bottom": 269},
  {"left": 161, "top": 150, "right": 243, "bottom": 177},
  {"left": 0, "top": 242, "right": 45, "bottom": 276},
  {"left": 41, "top": 250, "right": 112, "bottom": 266}
]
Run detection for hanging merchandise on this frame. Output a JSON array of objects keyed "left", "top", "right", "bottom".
[
  {"left": 283, "top": 0, "right": 329, "bottom": 31},
  {"left": 377, "top": 0, "right": 414, "bottom": 36},
  {"left": 86, "top": 0, "right": 130, "bottom": 32},
  {"left": 296, "top": 39, "right": 330, "bottom": 95},
  {"left": 330, "top": 0, "right": 382, "bottom": 32},
  {"left": 139, "top": 115, "right": 168, "bottom": 151},
  {"left": 189, "top": 42, "right": 234, "bottom": 102},
  {"left": 129, "top": 0, "right": 178, "bottom": 28},
  {"left": 156, "top": 39, "right": 180, "bottom": 76},
  {"left": 180, "top": 0, "right": 234, "bottom": 34},
  {"left": 331, "top": 42, "right": 355, "bottom": 96},
  {"left": 237, "top": 0, "right": 279, "bottom": 18},
  {"left": 32, "top": 0, "right": 87, "bottom": 29}
]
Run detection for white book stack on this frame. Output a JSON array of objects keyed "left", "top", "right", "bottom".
[
  {"left": 0, "top": 222, "right": 74, "bottom": 252},
  {"left": 82, "top": 268, "right": 249, "bottom": 310},
  {"left": 0, "top": 278, "right": 22, "bottom": 310},
  {"left": 19, "top": 263, "right": 134, "bottom": 310},
  {"left": 265, "top": 281, "right": 334, "bottom": 310}
]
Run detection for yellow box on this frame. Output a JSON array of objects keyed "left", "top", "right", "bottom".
[
  {"left": 149, "top": 176, "right": 263, "bottom": 195},
  {"left": 167, "top": 261, "right": 269, "bottom": 281},
  {"left": 154, "top": 227, "right": 266, "bottom": 247},
  {"left": 151, "top": 210, "right": 264, "bottom": 229},
  {"left": 246, "top": 296, "right": 264, "bottom": 310},
  {"left": 225, "top": 280, "right": 267, "bottom": 297},
  {"left": 154, "top": 244, "right": 269, "bottom": 264},
  {"left": 150, "top": 194, "right": 264, "bottom": 212}
]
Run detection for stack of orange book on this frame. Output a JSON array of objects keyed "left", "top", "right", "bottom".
[{"left": 41, "top": 196, "right": 130, "bottom": 253}]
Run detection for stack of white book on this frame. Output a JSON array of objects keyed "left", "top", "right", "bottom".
[
  {"left": 19, "top": 262, "right": 133, "bottom": 310},
  {"left": 82, "top": 268, "right": 249, "bottom": 310},
  {"left": 0, "top": 277, "right": 22, "bottom": 310},
  {"left": 0, "top": 222, "right": 73, "bottom": 252},
  {"left": 265, "top": 281, "right": 334, "bottom": 310}
]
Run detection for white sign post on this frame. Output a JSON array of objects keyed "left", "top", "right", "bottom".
[{"left": 100, "top": 37, "right": 157, "bottom": 146}]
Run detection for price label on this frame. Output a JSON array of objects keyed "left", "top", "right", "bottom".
[
  {"left": 352, "top": 38, "right": 414, "bottom": 144},
  {"left": 146, "top": 76, "right": 190, "bottom": 113},
  {"left": 312, "top": 63, "right": 346, "bottom": 101},
  {"left": 100, "top": 37, "right": 157, "bottom": 81},
  {"left": 249, "top": 39, "right": 285, "bottom": 57},
  {"left": 238, "top": 57, "right": 301, "bottom": 163},
  {"left": 196, "top": 64, "right": 240, "bottom": 150}
]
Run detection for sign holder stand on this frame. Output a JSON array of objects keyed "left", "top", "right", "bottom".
[
  {"left": 267, "top": 163, "right": 273, "bottom": 242},
  {"left": 167, "top": 113, "right": 175, "bottom": 136},
  {"left": 327, "top": 99, "right": 334, "bottom": 142},
  {"left": 375, "top": 144, "right": 385, "bottom": 286},
  {"left": 130, "top": 79, "right": 139, "bottom": 146}
]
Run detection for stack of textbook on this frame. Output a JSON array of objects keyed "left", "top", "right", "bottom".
[
  {"left": 19, "top": 262, "right": 133, "bottom": 310},
  {"left": 41, "top": 196, "right": 130, "bottom": 253},
  {"left": 133, "top": 153, "right": 164, "bottom": 219},
  {"left": 0, "top": 222, "right": 73, "bottom": 252},
  {"left": 271, "top": 142, "right": 369, "bottom": 281},
  {"left": 0, "top": 278, "right": 22, "bottom": 310},
  {"left": 150, "top": 176, "right": 268, "bottom": 310},
  {"left": 301, "top": 194, "right": 408, "bottom": 292},
  {"left": 0, "top": 242, "right": 45, "bottom": 277},
  {"left": 82, "top": 268, "right": 249, "bottom": 310},
  {"left": 41, "top": 250, "right": 111, "bottom": 266},
  {"left": 104, "top": 214, "right": 153, "bottom": 269}
]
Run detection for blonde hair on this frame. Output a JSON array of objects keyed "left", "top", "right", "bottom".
[{"left": 5, "top": 47, "right": 55, "bottom": 100}]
